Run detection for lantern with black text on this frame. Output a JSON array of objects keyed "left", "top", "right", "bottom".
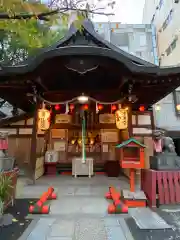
[
  {"left": 115, "top": 108, "right": 128, "bottom": 130},
  {"left": 38, "top": 109, "right": 51, "bottom": 131}
]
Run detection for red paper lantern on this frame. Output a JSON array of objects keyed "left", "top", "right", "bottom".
[
  {"left": 111, "top": 105, "right": 117, "bottom": 111},
  {"left": 98, "top": 104, "right": 103, "bottom": 111},
  {"left": 55, "top": 104, "right": 60, "bottom": 111},
  {"left": 83, "top": 104, "right": 89, "bottom": 110},
  {"left": 69, "top": 104, "right": 75, "bottom": 111},
  {"left": 139, "top": 105, "right": 145, "bottom": 112}
]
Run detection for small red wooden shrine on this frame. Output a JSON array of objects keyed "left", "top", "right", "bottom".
[{"left": 116, "top": 138, "right": 147, "bottom": 207}]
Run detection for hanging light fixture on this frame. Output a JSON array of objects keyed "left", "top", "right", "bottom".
[
  {"left": 38, "top": 104, "right": 51, "bottom": 131},
  {"left": 77, "top": 94, "right": 88, "bottom": 103},
  {"left": 115, "top": 108, "right": 128, "bottom": 130},
  {"left": 155, "top": 104, "right": 161, "bottom": 111}
]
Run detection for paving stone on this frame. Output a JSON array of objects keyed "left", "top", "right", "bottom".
[
  {"left": 47, "top": 238, "right": 73, "bottom": 240},
  {"left": 57, "top": 187, "right": 75, "bottom": 196},
  {"left": 75, "top": 187, "right": 91, "bottom": 195},
  {"left": 104, "top": 218, "right": 120, "bottom": 226},
  {"left": 105, "top": 226, "right": 126, "bottom": 240},
  {"left": 74, "top": 218, "right": 107, "bottom": 240},
  {"left": 18, "top": 175, "right": 132, "bottom": 240},
  {"left": 26, "top": 218, "right": 56, "bottom": 240},
  {"left": 50, "top": 220, "right": 74, "bottom": 237},
  {"left": 80, "top": 198, "right": 108, "bottom": 214},
  {"left": 50, "top": 198, "right": 82, "bottom": 214},
  {"left": 90, "top": 187, "right": 108, "bottom": 196}
]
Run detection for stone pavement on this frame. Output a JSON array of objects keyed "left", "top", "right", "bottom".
[{"left": 17, "top": 175, "right": 135, "bottom": 240}]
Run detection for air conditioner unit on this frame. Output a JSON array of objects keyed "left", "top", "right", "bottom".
[{"left": 175, "top": 0, "right": 179, "bottom": 3}]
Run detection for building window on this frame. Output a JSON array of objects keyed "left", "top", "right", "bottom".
[
  {"left": 159, "top": 0, "right": 163, "bottom": 9},
  {"left": 162, "top": 9, "right": 173, "bottom": 31},
  {"left": 173, "top": 90, "right": 180, "bottom": 115},
  {"left": 166, "top": 46, "right": 171, "bottom": 56},
  {"left": 139, "top": 34, "right": 147, "bottom": 46},
  {"left": 171, "top": 38, "right": 177, "bottom": 51},
  {"left": 151, "top": 14, "right": 155, "bottom": 23},
  {"left": 136, "top": 51, "right": 142, "bottom": 57},
  {"left": 165, "top": 37, "right": 177, "bottom": 56}
]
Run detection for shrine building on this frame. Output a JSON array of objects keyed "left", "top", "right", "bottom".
[{"left": 0, "top": 19, "right": 180, "bottom": 180}]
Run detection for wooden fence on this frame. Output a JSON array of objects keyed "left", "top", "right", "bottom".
[{"left": 141, "top": 169, "right": 180, "bottom": 208}]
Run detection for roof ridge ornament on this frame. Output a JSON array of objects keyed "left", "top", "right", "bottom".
[{"left": 65, "top": 64, "right": 99, "bottom": 74}]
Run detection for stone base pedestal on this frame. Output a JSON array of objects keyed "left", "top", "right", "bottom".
[
  {"left": 72, "top": 158, "right": 93, "bottom": 178},
  {"left": 122, "top": 189, "right": 147, "bottom": 208}
]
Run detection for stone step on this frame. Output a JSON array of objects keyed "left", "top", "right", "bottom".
[{"left": 129, "top": 207, "right": 172, "bottom": 229}]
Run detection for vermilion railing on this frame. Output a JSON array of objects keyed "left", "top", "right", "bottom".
[{"left": 141, "top": 169, "right": 180, "bottom": 207}]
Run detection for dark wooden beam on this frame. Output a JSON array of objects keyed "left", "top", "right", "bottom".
[{"left": 29, "top": 101, "right": 40, "bottom": 184}]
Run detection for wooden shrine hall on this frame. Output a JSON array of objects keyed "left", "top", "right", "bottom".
[{"left": 0, "top": 19, "right": 180, "bottom": 181}]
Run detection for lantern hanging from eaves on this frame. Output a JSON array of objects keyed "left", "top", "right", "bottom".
[
  {"left": 115, "top": 108, "right": 128, "bottom": 130},
  {"left": 38, "top": 108, "right": 51, "bottom": 131}
]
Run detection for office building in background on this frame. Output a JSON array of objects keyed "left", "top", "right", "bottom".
[
  {"left": 143, "top": 0, "right": 180, "bottom": 66},
  {"left": 93, "top": 22, "right": 157, "bottom": 64},
  {"left": 143, "top": 0, "right": 180, "bottom": 148}
]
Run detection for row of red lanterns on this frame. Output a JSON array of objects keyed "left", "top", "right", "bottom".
[
  {"left": 53, "top": 104, "right": 118, "bottom": 111},
  {"left": 52, "top": 104, "right": 146, "bottom": 112},
  {"left": 54, "top": 104, "right": 75, "bottom": 111}
]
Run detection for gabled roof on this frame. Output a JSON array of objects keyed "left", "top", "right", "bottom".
[
  {"left": 1, "top": 19, "right": 180, "bottom": 76},
  {"left": 1, "top": 19, "right": 180, "bottom": 113},
  {"left": 39, "top": 19, "right": 155, "bottom": 67},
  {"left": 116, "top": 138, "right": 146, "bottom": 148}
]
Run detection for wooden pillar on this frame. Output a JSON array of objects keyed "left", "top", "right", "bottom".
[
  {"left": 128, "top": 104, "right": 133, "bottom": 137},
  {"left": 150, "top": 109, "right": 155, "bottom": 130},
  {"left": 130, "top": 168, "right": 135, "bottom": 192},
  {"left": 29, "top": 101, "right": 39, "bottom": 184}
]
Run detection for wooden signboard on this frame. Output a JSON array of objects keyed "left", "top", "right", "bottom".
[
  {"left": 101, "top": 130, "right": 118, "bottom": 142},
  {"left": 99, "top": 114, "right": 115, "bottom": 124},
  {"left": 55, "top": 114, "right": 71, "bottom": 124},
  {"left": 137, "top": 114, "right": 151, "bottom": 125},
  {"left": 51, "top": 129, "right": 67, "bottom": 139}
]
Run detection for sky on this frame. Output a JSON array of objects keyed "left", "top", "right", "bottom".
[
  {"left": 44, "top": 0, "right": 146, "bottom": 24},
  {"left": 93, "top": 0, "right": 146, "bottom": 23}
]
